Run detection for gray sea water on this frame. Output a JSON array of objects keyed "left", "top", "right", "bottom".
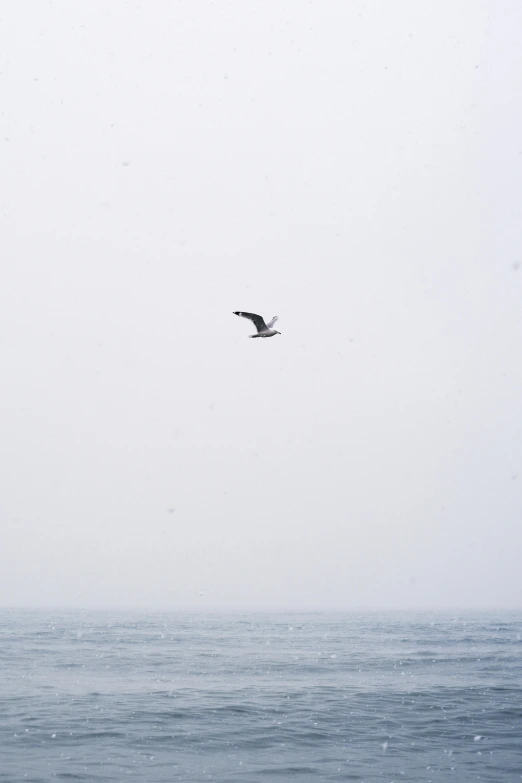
[{"left": 1, "top": 610, "right": 521, "bottom": 782}]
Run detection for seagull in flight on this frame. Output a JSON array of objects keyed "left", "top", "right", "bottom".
[{"left": 233, "top": 311, "right": 281, "bottom": 338}]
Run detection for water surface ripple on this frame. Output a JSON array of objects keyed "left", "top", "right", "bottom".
[{"left": 1, "top": 610, "right": 521, "bottom": 781}]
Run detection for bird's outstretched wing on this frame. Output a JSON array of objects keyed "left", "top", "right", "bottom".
[
  {"left": 233, "top": 311, "right": 267, "bottom": 333},
  {"left": 266, "top": 315, "right": 279, "bottom": 328}
]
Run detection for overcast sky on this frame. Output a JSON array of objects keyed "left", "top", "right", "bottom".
[{"left": 1, "top": 0, "right": 521, "bottom": 610}]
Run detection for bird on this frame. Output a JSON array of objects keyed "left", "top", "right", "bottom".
[{"left": 233, "top": 311, "right": 281, "bottom": 338}]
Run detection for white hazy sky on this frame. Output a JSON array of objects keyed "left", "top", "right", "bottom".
[{"left": 1, "top": 1, "right": 521, "bottom": 610}]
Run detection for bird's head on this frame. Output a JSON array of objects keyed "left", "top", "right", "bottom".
[{"left": 275, "top": 330, "right": 282, "bottom": 335}]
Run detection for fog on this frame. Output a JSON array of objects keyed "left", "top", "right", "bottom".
[{"left": 1, "top": 1, "right": 521, "bottom": 610}]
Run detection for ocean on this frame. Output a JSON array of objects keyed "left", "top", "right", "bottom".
[{"left": 1, "top": 610, "right": 521, "bottom": 782}]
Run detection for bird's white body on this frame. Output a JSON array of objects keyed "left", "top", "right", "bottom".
[
  {"left": 233, "top": 311, "right": 281, "bottom": 338},
  {"left": 249, "top": 327, "right": 279, "bottom": 339}
]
